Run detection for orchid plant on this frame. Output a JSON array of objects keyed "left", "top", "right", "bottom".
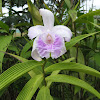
[
  {"left": 28, "top": 9, "right": 72, "bottom": 61},
  {"left": 0, "top": 0, "right": 100, "bottom": 100}
]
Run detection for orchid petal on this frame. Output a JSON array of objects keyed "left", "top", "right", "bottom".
[
  {"left": 31, "top": 37, "right": 42, "bottom": 61},
  {"left": 60, "top": 42, "right": 67, "bottom": 56},
  {"left": 28, "top": 25, "right": 45, "bottom": 40},
  {"left": 51, "top": 38, "right": 66, "bottom": 59},
  {"left": 37, "top": 35, "right": 50, "bottom": 59},
  {"left": 52, "top": 25, "right": 72, "bottom": 42},
  {"left": 39, "top": 9, "right": 54, "bottom": 29}
]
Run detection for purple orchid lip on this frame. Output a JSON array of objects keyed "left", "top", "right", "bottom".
[
  {"left": 28, "top": 9, "right": 72, "bottom": 61},
  {"left": 37, "top": 34, "right": 65, "bottom": 59}
]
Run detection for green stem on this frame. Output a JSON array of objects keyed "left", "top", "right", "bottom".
[
  {"left": 42, "top": 59, "right": 47, "bottom": 86},
  {"left": 12, "top": 37, "right": 20, "bottom": 55}
]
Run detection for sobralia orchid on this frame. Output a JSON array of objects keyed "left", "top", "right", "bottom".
[{"left": 28, "top": 9, "right": 72, "bottom": 61}]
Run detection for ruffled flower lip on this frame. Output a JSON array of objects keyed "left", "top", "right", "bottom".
[{"left": 28, "top": 8, "right": 72, "bottom": 61}]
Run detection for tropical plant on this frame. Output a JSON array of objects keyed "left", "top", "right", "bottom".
[{"left": 0, "top": 0, "right": 100, "bottom": 100}]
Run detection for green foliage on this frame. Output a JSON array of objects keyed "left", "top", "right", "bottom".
[
  {"left": 15, "top": 22, "right": 32, "bottom": 28},
  {"left": 0, "top": 0, "right": 2, "bottom": 17},
  {"left": 0, "top": 60, "right": 42, "bottom": 90},
  {"left": 0, "top": 88, "right": 7, "bottom": 97},
  {"left": 0, "top": 21, "right": 9, "bottom": 33},
  {"left": 76, "top": 9, "right": 100, "bottom": 21},
  {"left": 64, "top": 0, "right": 71, "bottom": 9},
  {"left": 36, "top": 86, "right": 53, "bottom": 100},
  {"left": 27, "top": 0, "right": 43, "bottom": 25},
  {"left": 4, "top": 52, "right": 28, "bottom": 62},
  {"left": 68, "top": 10, "right": 77, "bottom": 22},
  {"left": 65, "top": 31, "right": 100, "bottom": 50},
  {"left": 47, "top": 58, "right": 75, "bottom": 87},
  {"left": 0, "top": 36, "right": 12, "bottom": 72},
  {"left": 45, "top": 62, "right": 100, "bottom": 78},
  {"left": 46, "top": 74, "right": 100, "bottom": 98},
  {"left": 20, "top": 40, "right": 32, "bottom": 58},
  {"left": 0, "top": 0, "right": 100, "bottom": 100},
  {"left": 94, "top": 53, "right": 100, "bottom": 66},
  {"left": 70, "top": 47, "right": 85, "bottom": 64},
  {"left": 17, "top": 75, "right": 43, "bottom": 100}
]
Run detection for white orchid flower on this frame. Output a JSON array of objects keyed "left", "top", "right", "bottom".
[{"left": 28, "top": 9, "right": 72, "bottom": 61}]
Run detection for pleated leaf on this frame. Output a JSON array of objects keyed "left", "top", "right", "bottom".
[
  {"left": 47, "top": 57, "right": 75, "bottom": 87},
  {"left": 0, "top": 0, "right": 2, "bottom": 17},
  {"left": 45, "top": 62, "right": 100, "bottom": 78},
  {"left": 75, "top": 19, "right": 100, "bottom": 29},
  {"left": 0, "top": 35, "right": 12, "bottom": 72},
  {"left": 68, "top": 10, "right": 77, "bottom": 22},
  {"left": 36, "top": 86, "right": 53, "bottom": 100},
  {"left": 0, "top": 60, "right": 42, "bottom": 90},
  {"left": 17, "top": 74, "right": 43, "bottom": 100},
  {"left": 4, "top": 53, "right": 42, "bottom": 77},
  {"left": 27, "top": 0, "right": 42, "bottom": 25},
  {"left": 76, "top": 9, "right": 100, "bottom": 21},
  {"left": 64, "top": 0, "right": 71, "bottom": 9},
  {"left": 0, "top": 21, "right": 9, "bottom": 32},
  {"left": 46, "top": 74, "right": 100, "bottom": 99},
  {"left": 4, "top": 52, "right": 28, "bottom": 62},
  {"left": 20, "top": 40, "right": 32, "bottom": 58},
  {"left": 65, "top": 31, "right": 100, "bottom": 50}
]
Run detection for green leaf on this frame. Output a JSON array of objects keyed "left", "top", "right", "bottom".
[
  {"left": 74, "top": 86, "right": 81, "bottom": 95},
  {"left": 62, "top": 0, "right": 80, "bottom": 25},
  {"left": 27, "top": 0, "right": 42, "bottom": 25},
  {"left": 17, "top": 74, "right": 43, "bottom": 100},
  {"left": 20, "top": 40, "right": 32, "bottom": 58},
  {"left": 70, "top": 47, "right": 85, "bottom": 64},
  {"left": 92, "top": 35, "right": 97, "bottom": 50},
  {"left": 0, "top": 0, "right": 2, "bottom": 17},
  {"left": 45, "top": 62, "right": 100, "bottom": 78},
  {"left": 8, "top": 45, "right": 19, "bottom": 54},
  {"left": 21, "top": 51, "right": 31, "bottom": 59},
  {"left": 70, "top": 47, "right": 85, "bottom": 80},
  {"left": 0, "top": 21, "right": 9, "bottom": 32},
  {"left": 65, "top": 31, "right": 100, "bottom": 50},
  {"left": 0, "top": 29, "right": 8, "bottom": 33},
  {"left": 86, "top": 95, "right": 95, "bottom": 100},
  {"left": 94, "top": 53, "right": 100, "bottom": 66},
  {"left": 43, "top": 2, "right": 51, "bottom": 10},
  {"left": 0, "top": 87, "right": 7, "bottom": 97},
  {"left": 2, "top": 52, "right": 42, "bottom": 77},
  {"left": 2, "top": 52, "right": 28, "bottom": 62},
  {"left": 15, "top": 22, "right": 32, "bottom": 27},
  {"left": 46, "top": 74, "right": 100, "bottom": 99},
  {"left": 61, "top": 57, "right": 75, "bottom": 63},
  {"left": 53, "top": 97, "right": 60, "bottom": 100},
  {"left": 76, "top": 9, "right": 100, "bottom": 21},
  {"left": 0, "top": 36, "right": 12, "bottom": 72},
  {"left": 47, "top": 57, "right": 75, "bottom": 87},
  {"left": 74, "top": 0, "right": 80, "bottom": 10},
  {"left": 68, "top": 10, "right": 77, "bottom": 22},
  {"left": 36, "top": 86, "right": 53, "bottom": 100},
  {"left": 64, "top": 0, "right": 71, "bottom": 9},
  {"left": 62, "top": 16, "right": 70, "bottom": 25},
  {"left": 76, "top": 19, "right": 100, "bottom": 29},
  {"left": 47, "top": 70, "right": 60, "bottom": 88},
  {"left": 0, "top": 60, "right": 42, "bottom": 90}
]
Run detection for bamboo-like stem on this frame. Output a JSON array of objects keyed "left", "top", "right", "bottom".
[{"left": 42, "top": 59, "right": 47, "bottom": 86}]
